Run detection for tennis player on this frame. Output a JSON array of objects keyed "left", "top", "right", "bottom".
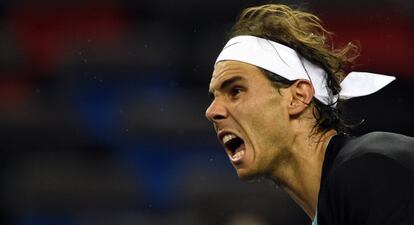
[{"left": 205, "top": 4, "right": 414, "bottom": 225}]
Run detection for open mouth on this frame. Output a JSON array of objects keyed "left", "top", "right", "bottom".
[{"left": 220, "top": 133, "right": 245, "bottom": 162}]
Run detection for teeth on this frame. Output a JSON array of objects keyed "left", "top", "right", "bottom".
[
  {"left": 222, "top": 134, "right": 237, "bottom": 144},
  {"left": 231, "top": 149, "right": 245, "bottom": 161}
]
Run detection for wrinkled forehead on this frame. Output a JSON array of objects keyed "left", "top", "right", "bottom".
[
  {"left": 209, "top": 60, "right": 270, "bottom": 95},
  {"left": 208, "top": 61, "right": 231, "bottom": 91},
  {"left": 209, "top": 61, "right": 256, "bottom": 87},
  {"left": 211, "top": 61, "right": 230, "bottom": 80}
]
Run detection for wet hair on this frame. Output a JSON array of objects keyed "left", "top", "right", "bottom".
[{"left": 228, "top": 4, "right": 359, "bottom": 133}]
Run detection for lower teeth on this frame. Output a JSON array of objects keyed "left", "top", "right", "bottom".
[{"left": 232, "top": 150, "right": 244, "bottom": 160}]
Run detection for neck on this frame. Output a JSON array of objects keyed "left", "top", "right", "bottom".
[{"left": 270, "top": 129, "right": 337, "bottom": 219}]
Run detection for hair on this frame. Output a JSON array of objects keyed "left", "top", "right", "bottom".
[{"left": 228, "top": 4, "right": 359, "bottom": 133}]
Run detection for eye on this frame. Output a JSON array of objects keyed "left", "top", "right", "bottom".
[{"left": 230, "top": 86, "right": 243, "bottom": 96}]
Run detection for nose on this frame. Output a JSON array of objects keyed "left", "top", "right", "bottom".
[{"left": 205, "top": 99, "right": 228, "bottom": 122}]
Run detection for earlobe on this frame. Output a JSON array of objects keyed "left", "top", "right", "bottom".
[{"left": 288, "top": 80, "right": 314, "bottom": 116}]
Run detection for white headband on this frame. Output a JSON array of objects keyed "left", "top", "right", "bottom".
[{"left": 215, "top": 35, "right": 395, "bottom": 106}]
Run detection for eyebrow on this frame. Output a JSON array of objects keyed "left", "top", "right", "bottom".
[{"left": 209, "top": 76, "right": 244, "bottom": 99}]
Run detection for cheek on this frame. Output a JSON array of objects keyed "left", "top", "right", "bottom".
[
  {"left": 250, "top": 99, "right": 288, "bottom": 144},
  {"left": 242, "top": 99, "right": 279, "bottom": 138},
  {"left": 232, "top": 92, "right": 287, "bottom": 143}
]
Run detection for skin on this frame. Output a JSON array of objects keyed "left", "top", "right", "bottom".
[{"left": 205, "top": 60, "right": 337, "bottom": 219}]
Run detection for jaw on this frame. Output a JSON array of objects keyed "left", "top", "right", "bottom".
[
  {"left": 235, "top": 167, "right": 258, "bottom": 181},
  {"left": 234, "top": 159, "right": 268, "bottom": 181},
  {"left": 230, "top": 143, "right": 263, "bottom": 180},
  {"left": 234, "top": 141, "right": 289, "bottom": 182}
]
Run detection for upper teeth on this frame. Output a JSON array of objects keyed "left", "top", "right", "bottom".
[{"left": 222, "top": 134, "right": 237, "bottom": 144}]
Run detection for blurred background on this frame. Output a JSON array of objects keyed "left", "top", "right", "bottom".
[{"left": 0, "top": 0, "right": 413, "bottom": 224}]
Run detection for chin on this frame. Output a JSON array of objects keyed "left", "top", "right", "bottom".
[{"left": 235, "top": 167, "right": 261, "bottom": 181}]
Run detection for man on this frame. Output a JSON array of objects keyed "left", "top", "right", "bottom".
[{"left": 205, "top": 4, "right": 414, "bottom": 225}]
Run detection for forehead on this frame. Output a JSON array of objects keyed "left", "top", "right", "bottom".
[{"left": 209, "top": 60, "right": 265, "bottom": 89}]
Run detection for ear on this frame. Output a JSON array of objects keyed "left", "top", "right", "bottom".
[{"left": 288, "top": 80, "right": 314, "bottom": 116}]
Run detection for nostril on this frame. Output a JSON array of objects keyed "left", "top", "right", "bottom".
[
  {"left": 213, "top": 114, "right": 226, "bottom": 121},
  {"left": 206, "top": 108, "right": 227, "bottom": 122},
  {"left": 205, "top": 110, "right": 225, "bottom": 122}
]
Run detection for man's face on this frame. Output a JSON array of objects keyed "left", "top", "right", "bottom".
[{"left": 206, "top": 60, "right": 292, "bottom": 180}]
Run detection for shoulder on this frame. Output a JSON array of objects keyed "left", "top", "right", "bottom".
[
  {"left": 333, "top": 132, "right": 414, "bottom": 172},
  {"left": 318, "top": 132, "right": 414, "bottom": 224},
  {"left": 342, "top": 131, "right": 414, "bottom": 155},
  {"left": 327, "top": 131, "right": 414, "bottom": 198},
  {"left": 325, "top": 153, "right": 414, "bottom": 225},
  {"left": 330, "top": 153, "right": 414, "bottom": 190}
]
